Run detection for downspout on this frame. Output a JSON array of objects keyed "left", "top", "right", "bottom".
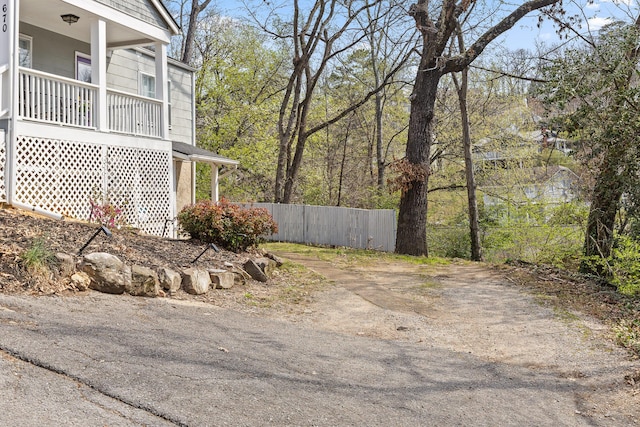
[{"left": 11, "top": 201, "right": 64, "bottom": 220}]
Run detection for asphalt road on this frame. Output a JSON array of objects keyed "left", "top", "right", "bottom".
[{"left": 0, "top": 292, "right": 595, "bottom": 426}]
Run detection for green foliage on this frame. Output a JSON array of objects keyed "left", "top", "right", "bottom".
[
  {"left": 177, "top": 199, "right": 278, "bottom": 252},
  {"left": 427, "top": 226, "right": 471, "bottom": 259},
  {"left": 609, "top": 235, "right": 640, "bottom": 296},
  {"left": 21, "top": 238, "right": 56, "bottom": 275},
  {"left": 547, "top": 203, "right": 589, "bottom": 227},
  {"left": 613, "top": 319, "right": 640, "bottom": 354},
  {"left": 193, "top": 20, "right": 285, "bottom": 202},
  {"left": 427, "top": 223, "right": 584, "bottom": 269},
  {"left": 539, "top": 21, "right": 640, "bottom": 265}
]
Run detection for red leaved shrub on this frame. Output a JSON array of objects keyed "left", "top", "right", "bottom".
[{"left": 177, "top": 199, "right": 278, "bottom": 252}]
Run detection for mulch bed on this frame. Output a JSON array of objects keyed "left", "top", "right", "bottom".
[{"left": 0, "top": 206, "right": 251, "bottom": 294}]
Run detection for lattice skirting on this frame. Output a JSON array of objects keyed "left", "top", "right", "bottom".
[
  {"left": 0, "top": 131, "right": 6, "bottom": 202},
  {"left": 13, "top": 135, "right": 172, "bottom": 236}
]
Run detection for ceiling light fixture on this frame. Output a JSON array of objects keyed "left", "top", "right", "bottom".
[{"left": 61, "top": 14, "right": 79, "bottom": 25}]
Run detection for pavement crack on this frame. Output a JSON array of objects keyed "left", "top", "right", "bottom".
[{"left": 0, "top": 346, "right": 188, "bottom": 427}]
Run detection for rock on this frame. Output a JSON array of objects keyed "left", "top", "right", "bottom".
[
  {"left": 265, "top": 252, "right": 284, "bottom": 267},
  {"left": 209, "top": 269, "right": 235, "bottom": 289},
  {"left": 158, "top": 267, "right": 181, "bottom": 294},
  {"left": 70, "top": 271, "right": 91, "bottom": 291},
  {"left": 243, "top": 259, "right": 268, "bottom": 282},
  {"left": 254, "top": 257, "right": 277, "bottom": 277},
  {"left": 55, "top": 252, "right": 76, "bottom": 277},
  {"left": 127, "top": 265, "right": 159, "bottom": 297},
  {"left": 231, "top": 266, "right": 251, "bottom": 286},
  {"left": 181, "top": 268, "right": 211, "bottom": 295},
  {"left": 81, "top": 252, "right": 131, "bottom": 294},
  {"left": 232, "top": 272, "right": 246, "bottom": 286}
]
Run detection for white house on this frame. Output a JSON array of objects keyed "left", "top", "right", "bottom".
[{"left": 0, "top": 0, "right": 237, "bottom": 236}]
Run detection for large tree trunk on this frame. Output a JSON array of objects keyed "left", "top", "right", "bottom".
[
  {"left": 395, "top": 68, "right": 441, "bottom": 256},
  {"left": 181, "top": 0, "right": 213, "bottom": 64},
  {"left": 582, "top": 153, "right": 625, "bottom": 274}
]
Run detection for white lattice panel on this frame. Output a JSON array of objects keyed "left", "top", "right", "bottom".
[
  {"left": 107, "top": 146, "right": 172, "bottom": 235},
  {"left": 0, "top": 132, "right": 6, "bottom": 202},
  {"left": 14, "top": 135, "right": 172, "bottom": 236}
]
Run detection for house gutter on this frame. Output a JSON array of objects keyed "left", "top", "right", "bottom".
[{"left": 11, "top": 201, "right": 64, "bottom": 221}]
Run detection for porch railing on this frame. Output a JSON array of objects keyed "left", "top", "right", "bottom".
[
  {"left": 18, "top": 67, "right": 96, "bottom": 128},
  {"left": 107, "top": 89, "right": 162, "bottom": 138},
  {"left": 18, "top": 68, "right": 162, "bottom": 138}
]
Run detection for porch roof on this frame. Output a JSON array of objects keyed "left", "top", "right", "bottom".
[{"left": 172, "top": 141, "right": 239, "bottom": 167}]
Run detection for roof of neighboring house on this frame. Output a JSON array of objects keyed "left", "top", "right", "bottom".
[
  {"left": 529, "top": 165, "right": 578, "bottom": 182},
  {"left": 172, "top": 141, "right": 239, "bottom": 166}
]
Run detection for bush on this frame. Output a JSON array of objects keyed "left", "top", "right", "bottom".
[
  {"left": 427, "top": 226, "right": 470, "bottom": 259},
  {"left": 177, "top": 199, "right": 278, "bottom": 252},
  {"left": 89, "top": 198, "right": 127, "bottom": 229},
  {"left": 610, "top": 234, "right": 640, "bottom": 296}
]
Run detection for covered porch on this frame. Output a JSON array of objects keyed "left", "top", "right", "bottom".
[
  {"left": 14, "top": 0, "right": 179, "bottom": 139},
  {"left": 172, "top": 141, "right": 239, "bottom": 213}
]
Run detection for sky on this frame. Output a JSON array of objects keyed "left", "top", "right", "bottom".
[
  {"left": 498, "top": 0, "right": 638, "bottom": 52},
  {"left": 210, "top": 0, "right": 638, "bottom": 53}
]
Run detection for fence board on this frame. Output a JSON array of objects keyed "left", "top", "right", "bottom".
[{"left": 243, "top": 203, "right": 396, "bottom": 252}]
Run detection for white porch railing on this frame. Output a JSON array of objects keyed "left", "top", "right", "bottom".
[
  {"left": 107, "top": 89, "right": 162, "bottom": 138},
  {"left": 17, "top": 68, "right": 162, "bottom": 138},
  {"left": 18, "top": 67, "right": 96, "bottom": 128}
]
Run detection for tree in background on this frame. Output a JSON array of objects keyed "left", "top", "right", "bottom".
[
  {"left": 306, "top": 48, "right": 412, "bottom": 208},
  {"left": 250, "top": 0, "right": 414, "bottom": 204},
  {"left": 394, "top": 0, "right": 562, "bottom": 256},
  {"left": 538, "top": 19, "right": 640, "bottom": 273},
  {"left": 164, "top": 0, "right": 214, "bottom": 64},
  {"left": 192, "top": 17, "right": 288, "bottom": 201}
]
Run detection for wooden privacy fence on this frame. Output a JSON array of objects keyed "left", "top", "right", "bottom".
[{"left": 243, "top": 203, "right": 397, "bottom": 252}]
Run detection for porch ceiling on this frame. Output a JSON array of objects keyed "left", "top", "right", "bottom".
[{"left": 20, "top": 0, "right": 159, "bottom": 48}]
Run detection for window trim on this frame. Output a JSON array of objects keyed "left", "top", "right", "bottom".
[
  {"left": 167, "top": 80, "right": 172, "bottom": 130},
  {"left": 18, "top": 34, "right": 33, "bottom": 68},
  {"left": 139, "top": 71, "right": 156, "bottom": 98},
  {"left": 75, "top": 52, "right": 92, "bottom": 83}
]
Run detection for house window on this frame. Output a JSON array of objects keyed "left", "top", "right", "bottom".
[
  {"left": 76, "top": 53, "right": 91, "bottom": 83},
  {"left": 167, "top": 80, "right": 172, "bottom": 129},
  {"left": 140, "top": 72, "right": 155, "bottom": 98},
  {"left": 18, "top": 35, "right": 32, "bottom": 68}
]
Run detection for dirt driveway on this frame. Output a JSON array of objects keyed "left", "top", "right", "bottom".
[{"left": 275, "top": 252, "right": 640, "bottom": 425}]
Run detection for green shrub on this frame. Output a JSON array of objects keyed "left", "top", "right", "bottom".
[
  {"left": 177, "top": 199, "right": 278, "bottom": 252},
  {"left": 610, "top": 234, "right": 640, "bottom": 296},
  {"left": 427, "top": 226, "right": 470, "bottom": 258}
]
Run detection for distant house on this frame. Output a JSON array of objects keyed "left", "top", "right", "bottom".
[
  {"left": 482, "top": 165, "right": 580, "bottom": 208},
  {"left": 528, "top": 127, "right": 573, "bottom": 155},
  {"left": 0, "top": 0, "right": 237, "bottom": 236}
]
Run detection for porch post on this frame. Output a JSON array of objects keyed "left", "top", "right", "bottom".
[
  {"left": 211, "top": 164, "right": 219, "bottom": 202},
  {"left": 91, "top": 19, "right": 107, "bottom": 131},
  {"left": 0, "top": 0, "right": 19, "bottom": 204},
  {"left": 155, "top": 42, "right": 169, "bottom": 139}
]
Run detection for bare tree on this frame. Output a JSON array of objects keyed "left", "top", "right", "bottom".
[
  {"left": 357, "top": 1, "right": 417, "bottom": 192},
  {"left": 395, "top": 0, "right": 561, "bottom": 256},
  {"left": 181, "top": 0, "right": 214, "bottom": 64},
  {"left": 264, "top": 0, "right": 412, "bottom": 203}
]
